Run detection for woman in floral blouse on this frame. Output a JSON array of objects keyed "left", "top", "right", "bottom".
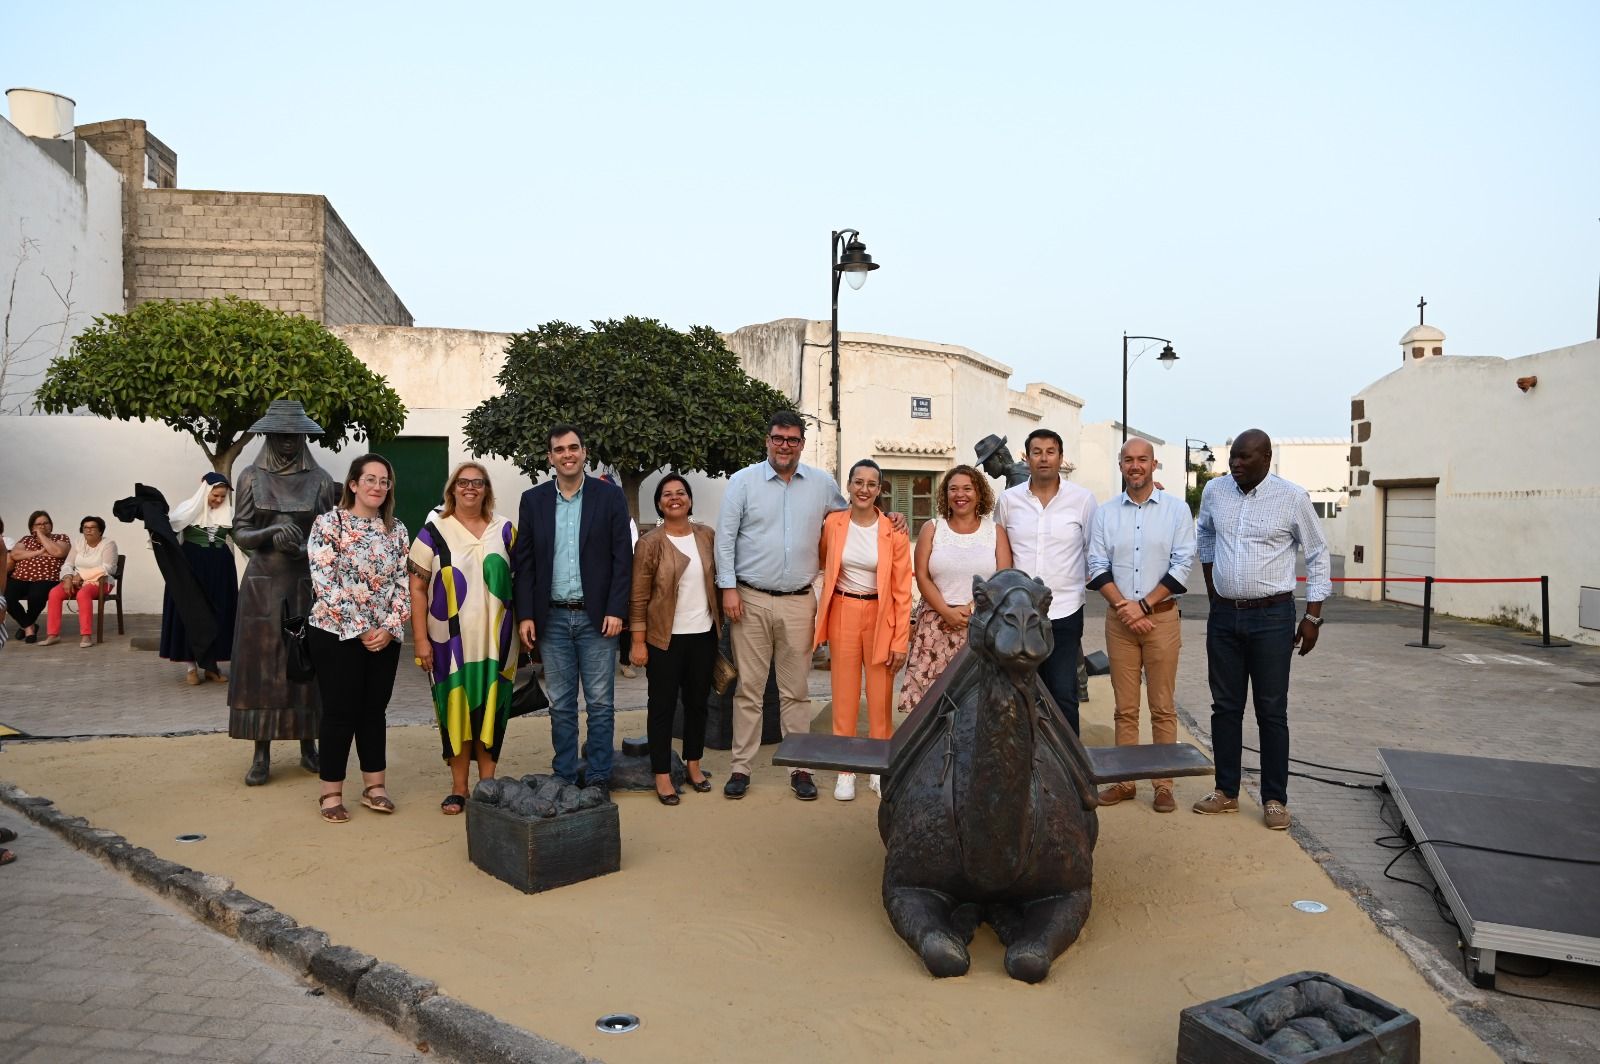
[{"left": 306, "top": 454, "right": 411, "bottom": 824}]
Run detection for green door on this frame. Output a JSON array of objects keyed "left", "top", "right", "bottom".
[{"left": 380, "top": 436, "right": 450, "bottom": 540}]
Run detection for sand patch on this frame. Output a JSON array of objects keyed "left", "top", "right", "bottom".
[{"left": 0, "top": 683, "right": 1497, "bottom": 1062}]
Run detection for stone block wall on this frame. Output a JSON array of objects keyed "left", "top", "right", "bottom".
[
  {"left": 323, "top": 203, "right": 411, "bottom": 326},
  {"left": 131, "top": 190, "right": 324, "bottom": 317},
  {"left": 128, "top": 193, "right": 410, "bottom": 325}
]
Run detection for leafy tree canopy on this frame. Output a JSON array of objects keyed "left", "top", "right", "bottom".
[
  {"left": 36, "top": 296, "right": 406, "bottom": 475},
  {"left": 464, "top": 317, "right": 793, "bottom": 518}
]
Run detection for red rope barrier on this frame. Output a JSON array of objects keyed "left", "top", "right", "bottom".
[{"left": 1295, "top": 576, "right": 1543, "bottom": 584}]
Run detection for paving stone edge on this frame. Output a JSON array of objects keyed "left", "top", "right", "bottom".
[
  {"left": 1173, "top": 703, "right": 1534, "bottom": 1063},
  {"left": 0, "top": 778, "right": 601, "bottom": 1064}
]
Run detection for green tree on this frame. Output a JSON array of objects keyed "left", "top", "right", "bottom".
[
  {"left": 464, "top": 317, "right": 793, "bottom": 521},
  {"left": 36, "top": 296, "right": 406, "bottom": 476},
  {"left": 1186, "top": 462, "right": 1218, "bottom": 515}
]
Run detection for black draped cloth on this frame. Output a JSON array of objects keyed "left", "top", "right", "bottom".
[{"left": 112, "top": 485, "right": 220, "bottom": 673}]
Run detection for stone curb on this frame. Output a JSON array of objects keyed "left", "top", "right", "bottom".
[
  {"left": 1171, "top": 704, "right": 1534, "bottom": 1062},
  {"left": 0, "top": 779, "right": 601, "bottom": 1064}
]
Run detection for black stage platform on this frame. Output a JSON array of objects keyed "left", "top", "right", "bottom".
[{"left": 1377, "top": 748, "right": 1600, "bottom": 988}]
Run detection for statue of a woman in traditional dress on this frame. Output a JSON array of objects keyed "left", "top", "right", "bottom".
[{"left": 228, "top": 401, "right": 340, "bottom": 785}]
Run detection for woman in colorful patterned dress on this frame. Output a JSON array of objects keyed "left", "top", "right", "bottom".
[
  {"left": 897, "top": 465, "right": 1012, "bottom": 715},
  {"left": 306, "top": 454, "right": 411, "bottom": 824},
  {"left": 408, "top": 462, "right": 517, "bottom": 815}
]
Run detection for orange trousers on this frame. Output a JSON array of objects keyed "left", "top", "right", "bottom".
[
  {"left": 1105, "top": 607, "right": 1181, "bottom": 790},
  {"left": 828, "top": 593, "right": 894, "bottom": 741}
]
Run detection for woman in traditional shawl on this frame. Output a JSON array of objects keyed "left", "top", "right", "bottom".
[{"left": 159, "top": 472, "right": 238, "bottom": 683}]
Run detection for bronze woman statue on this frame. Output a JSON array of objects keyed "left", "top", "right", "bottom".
[{"left": 228, "top": 401, "right": 340, "bottom": 785}]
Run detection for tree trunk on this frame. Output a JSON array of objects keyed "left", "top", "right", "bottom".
[
  {"left": 204, "top": 433, "right": 252, "bottom": 479},
  {"left": 620, "top": 470, "right": 647, "bottom": 527}
]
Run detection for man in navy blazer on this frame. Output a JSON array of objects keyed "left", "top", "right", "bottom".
[{"left": 513, "top": 424, "right": 634, "bottom": 790}]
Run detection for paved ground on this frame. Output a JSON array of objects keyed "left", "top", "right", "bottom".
[
  {"left": 1147, "top": 593, "right": 1600, "bottom": 1064},
  {"left": 4, "top": 603, "right": 1597, "bottom": 1062},
  {"left": 0, "top": 816, "right": 424, "bottom": 1063}
]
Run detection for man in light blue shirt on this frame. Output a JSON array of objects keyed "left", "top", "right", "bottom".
[
  {"left": 714, "top": 411, "right": 849, "bottom": 800},
  {"left": 1192, "top": 429, "right": 1329, "bottom": 832},
  {"left": 1087, "top": 437, "right": 1195, "bottom": 813}
]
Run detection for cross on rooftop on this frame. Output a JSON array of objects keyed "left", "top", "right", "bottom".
[{"left": 1417, "top": 296, "right": 1427, "bottom": 325}]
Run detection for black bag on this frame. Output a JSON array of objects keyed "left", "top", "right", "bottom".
[
  {"left": 281, "top": 601, "right": 315, "bottom": 682},
  {"left": 509, "top": 663, "right": 549, "bottom": 718}
]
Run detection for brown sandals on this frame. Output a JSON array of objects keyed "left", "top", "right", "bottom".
[
  {"left": 319, "top": 794, "right": 350, "bottom": 824},
  {"left": 361, "top": 786, "right": 396, "bottom": 814}
]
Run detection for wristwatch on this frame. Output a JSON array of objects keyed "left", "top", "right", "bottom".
[
  {"left": 1138, "top": 599, "right": 1154, "bottom": 616},
  {"left": 1301, "top": 614, "right": 1323, "bottom": 627}
]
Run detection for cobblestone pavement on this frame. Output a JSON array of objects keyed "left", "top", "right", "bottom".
[
  {"left": 1137, "top": 593, "right": 1600, "bottom": 1064},
  {"left": 0, "top": 816, "right": 424, "bottom": 1063}
]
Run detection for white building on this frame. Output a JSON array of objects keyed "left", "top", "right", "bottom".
[
  {"left": 1271, "top": 437, "right": 1350, "bottom": 519},
  {"left": 1339, "top": 316, "right": 1600, "bottom": 645},
  {"left": 0, "top": 90, "right": 123, "bottom": 413},
  {"left": 1074, "top": 421, "right": 1185, "bottom": 505}
]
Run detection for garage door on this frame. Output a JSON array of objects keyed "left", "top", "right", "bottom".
[{"left": 1384, "top": 486, "right": 1436, "bottom": 606}]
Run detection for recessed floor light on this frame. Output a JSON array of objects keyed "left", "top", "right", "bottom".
[
  {"left": 1292, "top": 900, "right": 1328, "bottom": 914},
  {"left": 596, "top": 1013, "right": 640, "bottom": 1034}
]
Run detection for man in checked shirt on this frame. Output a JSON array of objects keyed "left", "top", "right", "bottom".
[{"left": 1193, "top": 429, "right": 1331, "bottom": 831}]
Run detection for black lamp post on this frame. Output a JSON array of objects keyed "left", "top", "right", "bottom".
[
  {"left": 1184, "top": 437, "right": 1214, "bottom": 500},
  {"left": 1121, "top": 332, "right": 1178, "bottom": 444},
  {"left": 831, "top": 229, "right": 879, "bottom": 426}
]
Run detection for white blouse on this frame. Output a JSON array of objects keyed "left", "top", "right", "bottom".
[
  {"left": 63, "top": 538, "right": 120, "bottom": 591},
  {"left": 667, "top": 533, "right": 713, "bottom": 634},
  {"left": 927, "top": 517, "right": 998, "bottom": 607},
  {"left": 837, "top": 520, "right": 880, "bottom": 595}
]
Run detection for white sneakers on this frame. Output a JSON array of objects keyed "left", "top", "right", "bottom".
[{"left": 835, "top": 773, "right": 883, "bottom": 800}]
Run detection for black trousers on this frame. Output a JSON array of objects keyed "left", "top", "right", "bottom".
[
  {"left": 645, "top": 627, "right": 716, "bottom": 774},
  {"left": 5, "top": 578, "right": 58, "bottom": 631},
  {"left": 308, "top": 626, "right": 400, "bottom": 784}
]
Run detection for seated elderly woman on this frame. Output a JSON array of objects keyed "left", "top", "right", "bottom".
[
  {"left": 5, "top": 510, "right": 71, "bottom": 643},
  {"left": 42, "top": 516, "right": 119, "bottom": 648}
]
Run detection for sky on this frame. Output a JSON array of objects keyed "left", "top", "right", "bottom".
[{"left": 4, "top": 1, "right": 1596, "bottom": 450}]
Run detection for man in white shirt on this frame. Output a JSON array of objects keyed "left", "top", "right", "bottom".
[{"left": 993, "top": 428, "right": 1098, "bottom": 734}]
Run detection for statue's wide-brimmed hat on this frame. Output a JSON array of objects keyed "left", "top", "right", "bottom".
[
  {"left": 247, "top": 400, "right": 323, "bottom": 435},
  {"left": 974, "top": 433, "right": 1009, "bottom": 465}
]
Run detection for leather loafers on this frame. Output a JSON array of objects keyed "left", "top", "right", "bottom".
[
  {"left": 685, "top": 774, "right": 713, "bottom": 793},
  {"left": 723, "top": 772, "right": 750, "bottom": 799},
  {"left": 791, "top": 771, "right": 818, "bottom": 801}
]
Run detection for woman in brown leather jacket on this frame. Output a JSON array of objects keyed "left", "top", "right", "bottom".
[{"left": 628, "top": 473, "right": 720, "bottom": 805}]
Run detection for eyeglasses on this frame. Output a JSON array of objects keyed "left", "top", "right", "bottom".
[
  {"left": 358, "top": 475, "right": 391, "bottom": 489},
  {"left": 455, "top": 478, "right": 487, "bottom": 489},
  {"left": 767, "top": 435, "right": 804, "bottom": 448}
]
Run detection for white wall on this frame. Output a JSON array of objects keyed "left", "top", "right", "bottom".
[
  {"left": 0, "top": 120, "right": 124, "bottom": 412},
  {"left": 1341, "top": 340, "right": 1600, "bottom": 644}
]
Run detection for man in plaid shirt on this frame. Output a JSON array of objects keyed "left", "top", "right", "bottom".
[{"left": 1192, "top": 430, "right": 1330, "bottom": 831}]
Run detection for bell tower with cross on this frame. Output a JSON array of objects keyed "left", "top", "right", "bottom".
[{"left": 1398, "top": 296, "right": 1446, "bottom": 364}]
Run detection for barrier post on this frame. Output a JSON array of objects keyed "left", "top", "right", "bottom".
[
  {"left": 1405, "top": 576, "right": 1444, "bottom": 649},
  {"left": 1524, "top": 574, "right": 1572, "bottom": 648}
]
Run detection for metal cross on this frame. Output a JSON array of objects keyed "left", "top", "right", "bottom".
[{"left": 1417, "top": 296, "right": 1427, "bottom": 325}]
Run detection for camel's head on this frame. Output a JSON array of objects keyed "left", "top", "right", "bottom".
[{"left": 968, "top": 570, "right": 1053, "bottom": 677}]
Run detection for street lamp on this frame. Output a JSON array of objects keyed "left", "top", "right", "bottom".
[
  {"left": 1184, "top": 437, "right": 1214, "bottom": 500},
  {"left": 1121, "top": 332, "right": 1178, "bottom": 444},
  {"left": 831, "top": 229, "right": 879, "bottom": 425}
]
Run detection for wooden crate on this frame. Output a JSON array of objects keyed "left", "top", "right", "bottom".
[
  {"left": 465, "top": 798, "right": 620, "bottom": 894},
  {"left": 1177, "top": 971, "right": 1420, "bottom": 1064}
]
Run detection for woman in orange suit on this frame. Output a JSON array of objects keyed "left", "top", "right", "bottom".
[{"left": 813, "top": 458, "right": 913, "bottom": 802}]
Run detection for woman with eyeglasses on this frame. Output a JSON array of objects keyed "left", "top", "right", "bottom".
[
  {"left": 408, "top": 462, "right": 518, "bottom": 815},
  {"left": 4, "top": 510, "right": 71, "bottom": 644},
  {"left": 40, "top": 516, "right": 119, "bottom": 648},
  {"left": 813, "top": 458, "right": 913, "bottom": 801},
  {"left": 306, "top": 454, "right": 411, "bottom": 824}
]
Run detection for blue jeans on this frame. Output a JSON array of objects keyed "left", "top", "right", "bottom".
[
  {"left": 540, "top": 609, "right": 616, "bottom": 786},
  {"left": 1039, "top": 608, "right": 1085, "bottom": 735},
  {"left": 1206, "top": 598, "right": 1296, "bottom": 804}
]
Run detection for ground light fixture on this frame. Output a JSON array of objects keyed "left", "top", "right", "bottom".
[
  {"left": 596, "top": 1013, "right": 640, "bottom": 1034},
  {"left": 1292, "top": 900, "right": 1329, "bottom": 914}
]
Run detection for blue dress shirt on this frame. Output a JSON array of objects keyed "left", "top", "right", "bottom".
[
  {"left": 1087, "top": 487, "right": 1195, "bottom": 600},
  {"left": 1196, "top": 473, "right": 1332, "bottom": 602},
  {"left": 714, "top": 461, "right": 847, "bottom": 591},
  {"left": 551, "top": 483, "right": 584, "bottom": 601}
]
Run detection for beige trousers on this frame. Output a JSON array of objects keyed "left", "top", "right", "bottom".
[
  {"left": 729, "top": 586, "right": 818, "bottom": 776},
  {"left": 1105, "top": 607, "right": 1182, "bottom": 790}
]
